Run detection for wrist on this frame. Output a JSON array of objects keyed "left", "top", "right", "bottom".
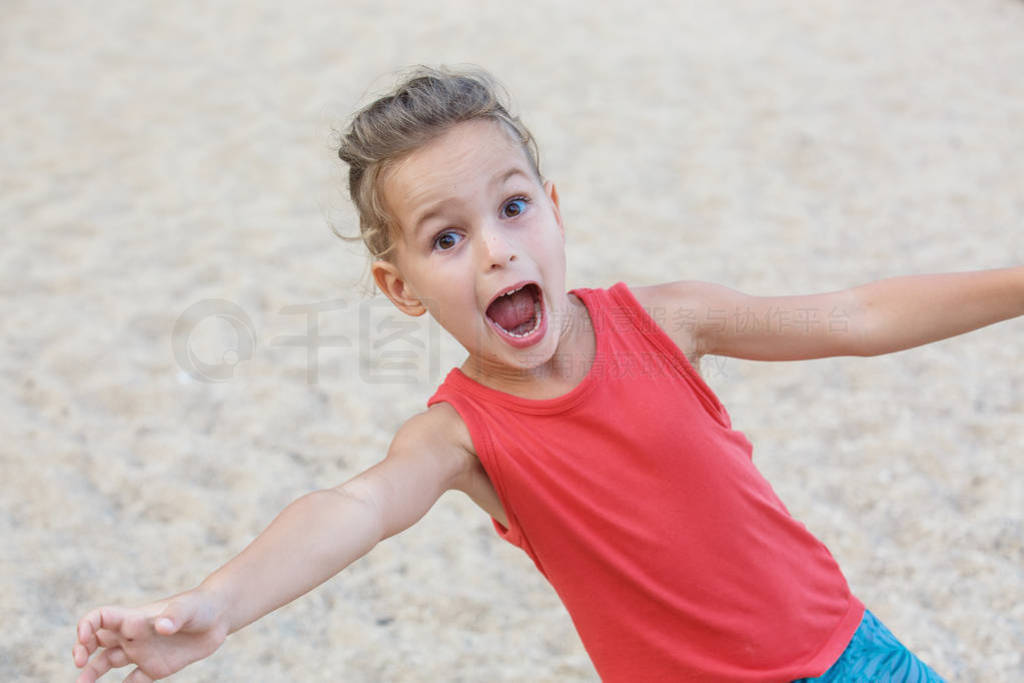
[{"left": 196, "top": 575, "right": 238, "bottom": 634}]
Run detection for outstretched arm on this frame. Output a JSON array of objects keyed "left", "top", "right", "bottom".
[
  {"left": 636, "top": 266, "right": 1024, "bottom": 361},
  {"left": 73, "top": 405, "right": 473, "bottom": 682},
  {"left": 843, "top": 267, "right": 1024, "bottom": 356}
]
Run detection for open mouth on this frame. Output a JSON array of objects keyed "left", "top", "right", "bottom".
[{"left": 485, "top": 282, "right": 545, "bottom": 344}]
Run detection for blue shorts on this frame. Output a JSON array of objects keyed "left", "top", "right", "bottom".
[{"left": 793, "top": 609, "right": 946, "bottom": 682}]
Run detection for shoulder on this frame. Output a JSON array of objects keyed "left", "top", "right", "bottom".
[
  {"left": 626, "top": 281, "right": 728, "bottom": 362},
  {"left": 395, "top": 401, "right": 473, "bottom": 452},
  {"left": 389, "top": 402, "right": 477, "bottom": 490},
  {"left": 629, "top": 280, "right": 729, "bottom": 310}
]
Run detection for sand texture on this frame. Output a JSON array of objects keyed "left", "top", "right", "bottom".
[{"left": 3, "top": 1, "right": 1023, "bottom": 681}]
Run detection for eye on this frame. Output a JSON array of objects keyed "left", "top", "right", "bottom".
[
  {"left": 433, "top": 230, "right": 463, "bottom": 251},
  {"left": 501, "top": 197, "right": 529, "bottom": 219}
]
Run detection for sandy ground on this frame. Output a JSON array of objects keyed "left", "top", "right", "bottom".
[{"left": 2, "top": 1, "right": 1023, "bottom": 680}]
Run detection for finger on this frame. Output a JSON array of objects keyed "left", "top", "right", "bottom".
[
  {"left": 77, "top": 609, "right": 103, "bottom": 654},
  {"left": 73, "top": 642, "right": 90, "bottom": 668},
  {"left": 106, "top": 648, "right": 130, "bottom": 669},
  {"left": 95, "top": 628, "right": 123, "bottom": 649},
  {"left": 79, "top": 606, "right": 127, "bottom": 649},
  {"left": 123, "top": 667, "right": 155, "bottom": 683},
  {"left": 75, "top": 645, "right": 126, "bottom": 683}
]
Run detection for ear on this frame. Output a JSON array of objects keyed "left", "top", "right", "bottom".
[
  {"left": 371, "top": 259, "right": 427, "bottom": 317},
  {"left": 544, "top": 180, "right": 564, "bottom": 237}
]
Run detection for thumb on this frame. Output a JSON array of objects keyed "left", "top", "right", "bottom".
[{"left": 154, "top": 595, "right": 197, "bottom": 635}]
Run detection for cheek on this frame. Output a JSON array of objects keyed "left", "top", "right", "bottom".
[
  {"left": 426, "top": 285, "right": 477, "bottom": 330},
  {"left": 534, "top": 228, "right": 566, "bottom": 267}
]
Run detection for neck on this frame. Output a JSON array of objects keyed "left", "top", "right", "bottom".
[{"left": 461, "top": 292, "right": 595, "bottom": 399}]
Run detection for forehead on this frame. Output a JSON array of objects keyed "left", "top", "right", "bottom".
[{"left": 381, "top": 119, "right": 533, "bottom": 226}]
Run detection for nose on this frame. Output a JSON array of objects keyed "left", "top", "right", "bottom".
[{"left": 480, "top": 224, "right": 517, "bottom": 270}]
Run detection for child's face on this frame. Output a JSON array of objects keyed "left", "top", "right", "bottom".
[{"left": 372, "top": 119, "right": 570, "bottom": 375}]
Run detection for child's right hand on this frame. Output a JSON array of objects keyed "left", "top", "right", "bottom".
[
  {"left": 72, "top": 588, "right": 229, "bottom": 682},
  {"left": 69, "top": 408, "right": 473, "bottom": 681}
]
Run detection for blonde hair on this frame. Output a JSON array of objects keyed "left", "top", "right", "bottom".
[{"left": 336, "top": 66, "right": 541, "bottom": 260}]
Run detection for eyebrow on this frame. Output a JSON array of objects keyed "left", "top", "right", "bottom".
[{"left": 411, "top": 167, "right": 532, "bottom": 238}]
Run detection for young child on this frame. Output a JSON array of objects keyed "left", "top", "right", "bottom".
[{"left": 73, "top": 66, "right": 1023, "bottom": 682}]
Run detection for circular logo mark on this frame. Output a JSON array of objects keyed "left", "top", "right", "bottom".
[{"left": 171, "top": 299, "right": 257, "bottom": 383}]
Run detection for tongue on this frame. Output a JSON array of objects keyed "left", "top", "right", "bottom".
[{"left": 487, "top": 288, "right": 536, "bottom": 334}]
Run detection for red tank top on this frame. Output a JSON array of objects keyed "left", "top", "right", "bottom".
[{"left": 428, "top": 283, "right": 863, "bottom": 682}]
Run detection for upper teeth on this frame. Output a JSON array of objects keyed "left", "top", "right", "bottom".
[{"left": 501, "top": 285, "right": 525, "bottom": 298}]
